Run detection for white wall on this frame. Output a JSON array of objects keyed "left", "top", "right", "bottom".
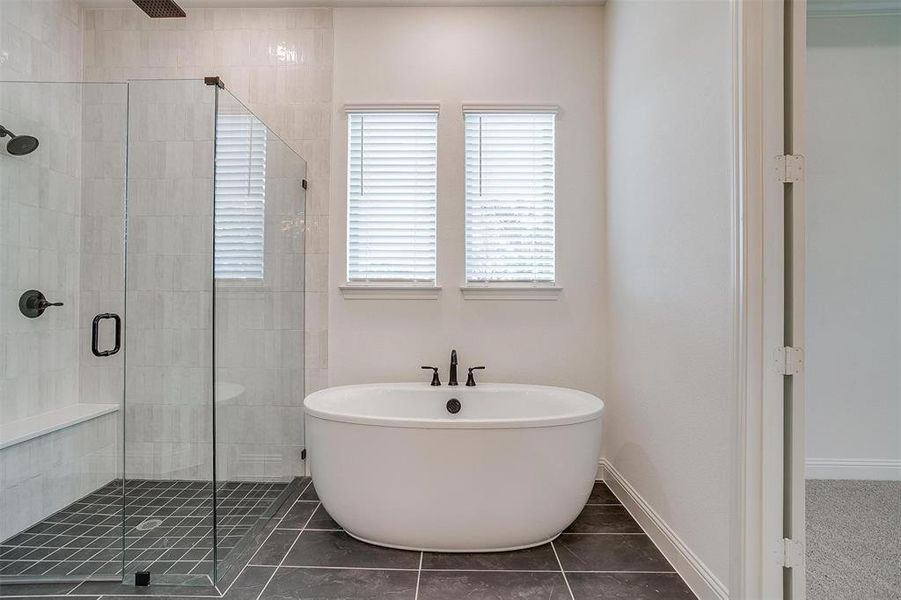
[
  {"left": 603, "top": 0, "right": 734, "bottom": 588},
  {"left": 328, "top": 6, "right": 605, "bottom": 395},
  {"left": 805, "top": 14, "right": 901, "bottom": 478}
]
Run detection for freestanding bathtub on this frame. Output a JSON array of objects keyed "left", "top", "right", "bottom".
[{"left": 303, "top": 383, "right": 604, "bottom": 552}]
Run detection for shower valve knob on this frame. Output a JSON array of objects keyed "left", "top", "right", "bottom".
[{"left": 19, "top": 290, "right": 63, "bottom": 318}]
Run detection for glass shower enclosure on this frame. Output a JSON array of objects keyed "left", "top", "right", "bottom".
[{"left": 0, "top": 78, "right": 307, "bottom": 586}]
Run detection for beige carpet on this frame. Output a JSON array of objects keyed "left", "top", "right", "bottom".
[{"left": 806, "top": 479, "right": 901, "bottom": 600}]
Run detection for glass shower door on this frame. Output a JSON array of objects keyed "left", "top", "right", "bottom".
[
  {"left": 0, "top": 80, "right": 127, "bottom": 582},
  {"left": 122, "top": 79, "right": 217, "bottom": 586}
]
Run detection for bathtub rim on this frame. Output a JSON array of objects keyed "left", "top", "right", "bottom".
[{"left": 303, "top": 382, "right": 604, "bottom": 430}]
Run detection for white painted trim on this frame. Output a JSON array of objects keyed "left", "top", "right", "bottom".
[
  {"left": 339, "top": 284, "right": 442, "bottom": 300},
  {"left": 599, "top": 459, "right": 729, "bottom": 600},
  {"left": 462, "top": 103, "right": 560, "bottom": 114},
  {"left": 343, "top": 103, "right": 440, "bottom": 114},
  {"left": 730, "top": 0, "right": 752, "bottom": 596},
  {"left": 735, "top": 0, "right": 789, "bottom": 597},
  {"left": 460, "top": 285, "right": 561, "bottom": 300},
  {"left": 805, "top": 458, "right": 901, "bottom": 481}
]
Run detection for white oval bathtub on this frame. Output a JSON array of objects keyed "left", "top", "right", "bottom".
[{"left": 303, "top": 383, "right": 603, "bottom": 552}]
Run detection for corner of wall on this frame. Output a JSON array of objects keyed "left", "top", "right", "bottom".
[{"left": 600, "top": 459, "right": 729, "bottom": 600}]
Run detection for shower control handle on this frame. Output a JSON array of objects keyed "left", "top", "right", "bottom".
[
  {"left": 19, "top": 289, "right": 63, "bottom": 318},
  {"left": 92, "top": 313, "right": 122, "bottom": 357}
]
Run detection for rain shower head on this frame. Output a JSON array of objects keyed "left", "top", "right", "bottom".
[
  {"left": 0, "top": 125, "right": 39, "bottom": 156},
  {"left": 132, "top": 0, "right": 186, "bottom": 18}
]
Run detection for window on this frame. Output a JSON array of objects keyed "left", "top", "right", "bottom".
[
  {"left": 464, "top": 111, "right": 556, "bottom": 284},
  {"left": 346, "top": 111, "right": 438, "bottom": 283},
  {"left": 214, "top": 111, "right": 267, "bottom": 280}
]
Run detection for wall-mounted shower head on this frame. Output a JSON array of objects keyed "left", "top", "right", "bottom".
[
  {"left": 132, "top": 0, "right": 186, "bottom": 18},
  {"left": 0, "top": 125, "right": 39, "bottom": 156}
]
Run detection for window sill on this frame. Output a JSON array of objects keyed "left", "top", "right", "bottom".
[
  {"left": 215, "top": 279, "right": 270, "bottom": 293},
  {"left": 340, "top": 284, "right": 442, "bottom": 300},
  {"left": 460, "top": 285, "right": 562, "bottom": 301}
]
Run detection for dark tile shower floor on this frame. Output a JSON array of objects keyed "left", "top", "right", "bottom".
[
  {"left": 0, "top": 479, "right": 289, "bottom": 582},
  {"left": 0, "top": 479, "right": 697, "bottom": 600}
]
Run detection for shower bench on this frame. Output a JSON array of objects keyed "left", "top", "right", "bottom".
[
  {"left": 0, "top": 403, "right": 119, "bottom": 542},
  {"left": 0, "top": 403, "right": 118, "bottom": 450}
]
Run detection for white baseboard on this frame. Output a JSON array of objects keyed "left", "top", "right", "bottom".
[
  {"left": 805, "top": 458, "right": 901, "bottom": 481},
  {"left": 598, "top": 458, "right": 729, "bottom": 600}
]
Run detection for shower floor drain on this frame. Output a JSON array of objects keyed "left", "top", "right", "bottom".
[{"left": 136, "top": 518, "right": 163, "bottom": 531}]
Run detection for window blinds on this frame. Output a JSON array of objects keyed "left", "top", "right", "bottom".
[
  {"left": 214, "top": 112, "right": 267, "bottom": 280},
  {"left": 464, "top": 112, "right": 556, "bottom": 283},
  {"left": 347, "top": 112, "right": 438, "bottom": 283}
]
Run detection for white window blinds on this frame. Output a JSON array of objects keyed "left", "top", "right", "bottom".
[
  {"left": 347, "top": 111, "right": 438, "bottom": 283},
  {"left": 215, "top": 111, "right": 267, "bottom": 280},
  {"left": 464, "top": 112, "right": 556, "bottom": 283}
]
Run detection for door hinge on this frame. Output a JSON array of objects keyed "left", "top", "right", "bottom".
[
  {"left": 776, "top": 538, "right": 804, "bottom": 569},
  {"left": 301, "top": 448, "right": 307, "bottom": 460},
  {"left": 301, "top": 179, "right": 308, "bottom": 190},
  {"left": 773, "top": 346, "right": 804, "bottom": 375},
  {"left": 775, "top": 154, "right": 804, "bottom": 183}
]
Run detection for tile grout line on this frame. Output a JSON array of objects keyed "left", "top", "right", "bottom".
[
  {"left": 550, "top": 541, "right": 575, "bottom": 600},
  {"left": 146, "top": 482, "right": 216, "bottom": 587},
  {"left": 125, "top": 481, "right": 214, "bottom": 583},
  {"left": 1, "top": 480, "right": 295, "bottom": 600},
  {"left": 4, "top": 481, "right": 672, "bottom": 599},
  {"left": 220, "top": 478, "right": 313, "bottom": 599},
  {"left": 66, "top": 480, "right": 189, "bottom": 593},
  {"left": 413, "top": 552, "right": 423, "bottom": 600},
  {"left": 191, "top": 479, "right": 267, "bottom": 582},
  {"left": 238, "top": 565, "right": 669, "bottom": 573},
  {"left": 245, "top": 564, "right": 420, "bottom": 572},
  {"left": 559, "top": 532, "right": 646, "bottom": 535},
  {"left": 252, "top": 493, "right": 318, "bottom": 600}
]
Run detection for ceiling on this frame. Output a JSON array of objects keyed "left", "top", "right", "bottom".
[{"left": 78, "top": 0, "right": 605, "bottom": 7}]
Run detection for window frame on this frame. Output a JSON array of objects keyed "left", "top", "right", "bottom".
[
  {"left": 461, "top": 106, "right": 560, "bottom": 293},
  {"left": 342, "top": 105, "right": 441, "bottom": 296},
  {"left": 214, "top": 110, "right": 268, "bottom": 284}
]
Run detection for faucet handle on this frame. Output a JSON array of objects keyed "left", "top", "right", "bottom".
[
  {"left": 465, "top": 366, "right": 485, "bottom": 387},
  {"left": 421, "top": 366, "right": 441, "bottom": 386}
]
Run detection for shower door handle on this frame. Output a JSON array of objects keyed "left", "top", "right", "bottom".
[{"left": 92, "top": 313, "right": 121, "bottom": 357}]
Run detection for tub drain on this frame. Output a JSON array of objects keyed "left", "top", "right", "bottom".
[{"left": 136, "top": 518, "right": 163, "bottom": 531}]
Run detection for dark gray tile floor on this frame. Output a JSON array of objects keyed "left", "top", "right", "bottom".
[
  {"left": 0, "top": 479, "right": 288, "bottom": 585},
  {"left": 0, "top": 480, "right": 697, "bottom": 600}
]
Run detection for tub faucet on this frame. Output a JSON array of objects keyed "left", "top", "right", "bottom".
[{"left": 449, "top": 349, "right": 458, "bottom": 386}]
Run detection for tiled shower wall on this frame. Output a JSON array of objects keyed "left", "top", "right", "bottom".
[
  {"left": 215, "top": 94, "right": 308, "bottom": 481},
  {"left": 0, "top": 1, "right": 117, "bottom": 540},
  {"left": 122, "top": 79, "right": 217, "bottom": 481},
  {"left": 0, "top": 0, "right": 85, "bottom": 420},
  {"left": 83, "top": 8, "right": 332, "bottom": 396},
  {"left": 79, "top": 83, "right": 127, "bottom": 407},
  {"left": 0, "top": 0, "right": 83, "bottom": 82},
  {"left": 1, "top": 2, "right": 330, "bottom": 532},
  {"left": 82, "top": 8, "right": 332, "bottom": 480}
]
